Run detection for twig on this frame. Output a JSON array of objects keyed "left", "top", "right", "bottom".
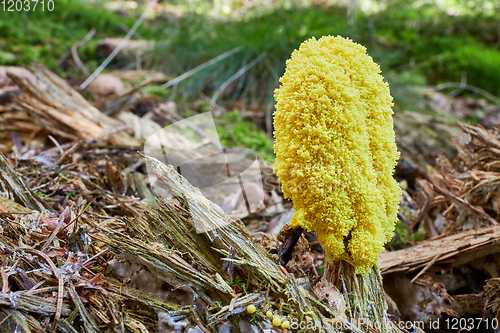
[
  {"left": 41, "top": 207, "right": 71, "bottom": 252},
  {"left": 446, "top": 72, "right": 467, "bottom": 98},
  {"left": 195, "top": 318, "right": 211, "bottom": 333},
  {"left": 60, "top": 198, "right": 96, "bottom": 233},
  {"left": 26, "top": 286, "right": 59, "bottom": 295},
  {"left": 19, "top": 248, "right": 61, "bottom": 279},
  {"left": 263, "top": 284, "right": 270, "bottom": 308},
  {"left": 433, "top": 184, "right": 498, "bottom": 225},
  {"left": 55, "top": 274, "right": 65, "bottom": 322},
  {"left": 279, "top": 265, "right": 289, "bottom": 277},
  {"left": 27, "top": 280, "right": 45, "bottom": 293},
  {"left": 0, "top": 314, "right": 11, "bottom": 326},
  {"left": 55, "top": 141, "right": 82, "bottom": 165},
  {"left": 67, "top": 281, "right": 99, "bottom": 333},
  {"left": 118, "top": 22, "right": 143, "bottom": 39},
  {"left": 79, "top": 0, "right": 159, "bottom": 90},
  {"left": 279, "top": 226, "right": 304, "bottom": 265},
  {"left": 228, "top": 292, "right": 243, "bottom": 312},
  {"left": 100, "top": 294, "right": 119, "bottom": 326},
  {"left": 48, "top": 135, "right": 64, "bottom": 155},
  {"left": 211, "top": 52, "right": 266, "bottom": 103},
  {"left": 71, "top": 29, "right": 96, "bottom": 76},
  {"left": 309, "top": 275, "right": 322, "bottom": 289},
  {"left": 1, "top": 267, "right": 8, "bottom": 293},
  {"left": 56, "top": 29, "right": 95, "bottom": 67},
  {"left": 436, "top": 82, "right": 500, "bottom": 105},
  {"left": 83, "top": 248, "right": 108, "bottom": 266},
  {"left": 151, "top": 47, "right": 242, "bottom": 90},
  {"left": 81, "top": 264, "right": 97, "bottom": 277},
  {"left": 411, "top": 253, "right": 442, "bottom": 283}
]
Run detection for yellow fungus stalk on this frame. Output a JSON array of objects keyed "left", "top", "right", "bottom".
[{"left": 273, "top": 36, "right": 401, "bottom": 275}]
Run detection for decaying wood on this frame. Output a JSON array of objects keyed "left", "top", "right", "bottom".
[
  {"left": 325, "top": 260, "right": 416, "bottom": 333},
  {"left": 380, "top": 224, "right": 500, "bottom": 274},
  {"left": 89, "top": 156, "right": 397, "bottom": 332},
  {"left": 0, "top": 152, "right": 48, "bottom": 211},
  {"left": 98, "top": 38, "right": 155, "bottom": 57},
  {"left": 91, "top": 156, "right": 283, "bottom": 296},
  {"left": 411, "top": 121, "right": 500, "bottom": 235},
  {"left": 0, "top": 292, "right": 71, "bottom": 316},
  {"left": 0, "top": 308, "right": 47, "bottom": 333},
  {"left": 145, "top": 155, "right": 287, "bottom": 288},
  {"left": 0, "top": 105, "right": 39, "bottom": 153},
  {"left": 93, "top": 80, "right": 151, "bottom": 116},
  {"left": 8, "top": 65, "right": 140, "bottom": 147},
  {"left": 484, "top": 278, "right": 500, "bottom": 317}
]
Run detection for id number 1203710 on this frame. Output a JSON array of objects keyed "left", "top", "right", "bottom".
[
  {"left": 445, "top": 317, "right": 499, "bottom": 331},
  {"left": 1, "top": 0, "right": 54, "bottom": 11}
]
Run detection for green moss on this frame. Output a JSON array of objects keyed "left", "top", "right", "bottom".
[
  {"left": 0, "top": 0, "right": 154, "bottom": 71},
  {"left": 413, "top": 224, "right": 427, "bottom": 243},
  {"left": 316, "top": 264, "right": 325, "bottom": 277},
  {"left": 387, "top": 219, "right": 411, "bottom": 251},
  {"left": 387, "top": 208, "right": 428, "bottom": 251},
  {"left": 437, "top": 42, "right": 500, "bottom": 95},
  {"left": 146, "top": 85, "right": 174, "bottom": 99},
  {"left": 216, "top": 110, "right": 274, "bottom": 162}
]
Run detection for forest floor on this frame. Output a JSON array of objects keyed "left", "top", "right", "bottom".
[{"left": 1, "top": 0, "right": 500, "bottom": 332}]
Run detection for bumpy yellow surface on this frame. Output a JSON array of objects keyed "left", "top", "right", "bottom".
[{"left": 273, "top": 36, "right": 401, "bottom": 275}]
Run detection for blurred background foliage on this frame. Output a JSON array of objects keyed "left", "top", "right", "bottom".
[{"left": 2, "top": 0, "right": 500, "bottom": 106}]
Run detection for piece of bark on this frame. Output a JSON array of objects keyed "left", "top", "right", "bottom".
[
  {"left": 97, "top": 38, "right": 154, "bottom": 57},
  {"left": 93, "top": 80, "right": 151, "bottom": 116},
  {"left": 450, "top": 294, "right": 484, "bottom": 317},
  {"left": 143, "top": 155, "right": 287, "bottom": 289},
  {"left": 325, "top": 260, "right": 413, "bottom": 333},
  {"left": 8, "top": 64, "right": 140, "bottom": 147},
  {"left": 381, "top": 225, "right": 500, "bottom": 274},
  {"left": 0, "top": 152, "right": 48, "bottom": 211}
]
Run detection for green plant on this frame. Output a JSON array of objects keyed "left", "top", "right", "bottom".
[
  {"left": 387, "top": 219, "right": 411, "bottom": 251},
  {"left": 229, "top": 278, "right": 247, "bottom": 293},
  {"left": 216, "top": 110, "right": 274, "bottom": 162},
  {"left": 436, "top": 41, "right": 500, "bottom": 95},
  {"left": 0, "top": 0, "right": 154, "bottom": 71},
  {"left": 33, "top": 189, "right": 49, "bottom": 200},
  {"left": 147, "top": 6, "right": 352, "bottom": 104}
]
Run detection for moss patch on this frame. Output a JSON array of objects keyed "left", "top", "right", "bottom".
[{"left": 216, "top": 110, "right": 274, "bottom": 162}]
